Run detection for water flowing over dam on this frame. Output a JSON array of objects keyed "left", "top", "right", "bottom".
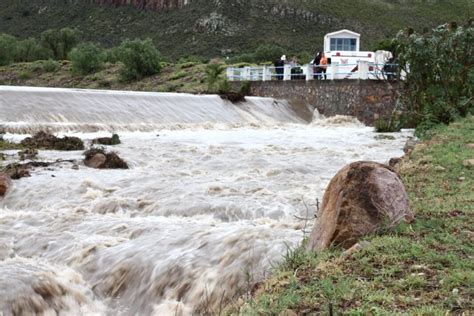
[
  {"left": 0, "top": 86, "right": 411, "bottom": 315},
  {"left": 0, "top": 86, "right": 306, "bottom": 133}
]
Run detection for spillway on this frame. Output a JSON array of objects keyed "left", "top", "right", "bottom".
[{"left": 0, "top": 86, "right": 411, "bottom": 315}]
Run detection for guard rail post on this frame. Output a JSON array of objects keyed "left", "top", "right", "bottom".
[
  {"left": 283, "top": 64, "right": 291, "bottom": 81},
  {"left": 358, "top": 61, "right": 369, "bottom": 80},
  {"left": 306, "top": 64, "right": 313, "bottom": 81}
]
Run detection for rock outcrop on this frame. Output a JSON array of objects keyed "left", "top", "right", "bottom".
[
  {"left": 0, "top": 173, "right": 12, "bottom": 197},
  {"left": 20, "top": 132, "right": 84, "bottom": 151},
  {"left": 84, "top": 148, "right": 128, "bottom": 169},
  {"left": 90, "top": 0, "right": 190, "bottom": 10},
  {"left": 91, "top": 134, "right": 121, "bottom": 146},
  {"left": 307, "top": 161, "right": 414, "bottom": 251}
]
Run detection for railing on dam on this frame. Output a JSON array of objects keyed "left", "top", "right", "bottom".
[{"left": 227, "top": 61, "right": 398, "bottom": 81}]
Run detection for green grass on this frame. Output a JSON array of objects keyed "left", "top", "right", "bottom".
[{"left": 229, "top": 116, "right": 474, "bottom": 315}]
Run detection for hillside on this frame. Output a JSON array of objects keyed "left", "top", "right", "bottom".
[{"left": 0, "top": 0, "right": 472, "bottom": 59}]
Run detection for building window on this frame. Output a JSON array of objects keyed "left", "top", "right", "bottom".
[{"left": 330, "top": 38, "right": 357, "bottom": 51}]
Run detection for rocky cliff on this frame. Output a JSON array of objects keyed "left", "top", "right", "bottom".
[{"left": 88, "top": 0, "right": 190, "bottom": 10}]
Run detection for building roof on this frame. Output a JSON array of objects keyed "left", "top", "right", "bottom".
[{"left": 325, "top": 29, "right": 360, "bottom": 37}]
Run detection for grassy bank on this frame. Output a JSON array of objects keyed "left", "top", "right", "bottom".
[
  {"left": 0, "top": 60, "right": 208, "bottom": 93},
  {"left": 230, "top": 116, "right": 474, "bottom": 315}
]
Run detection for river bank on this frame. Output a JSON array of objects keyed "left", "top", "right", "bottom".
[{"left": 230, "top": 116, "right": 474, "bottom": 315}]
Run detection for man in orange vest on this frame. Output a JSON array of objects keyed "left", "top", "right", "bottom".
[{"left": 320, "top": 53, "right": 328, "bottom": 80}]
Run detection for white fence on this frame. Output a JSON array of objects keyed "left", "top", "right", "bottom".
[{"left": 227, "top": 61, "right": 397, "bottom": 81}]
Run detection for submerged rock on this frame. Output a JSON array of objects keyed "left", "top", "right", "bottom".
[
  {"left": 84, "top": 148, "right": 128, "bottom": 169},
  {"left": 18, "top": 148, "right": 38, "bottom": 160},
  {"left": 3, "top": 162, "right": 51, "bottom": 180},
  {"left": 92, "top": 134, "right": 121, "bottom": 146},
  {"left": 0, "top": 173, "right": 12, "bottom": 197},
  {"left": 307, "top": 161, "right": 414, "bottom": 251},
  {"left": 20, "top": 131, "right": 84, "bottom": 151}
]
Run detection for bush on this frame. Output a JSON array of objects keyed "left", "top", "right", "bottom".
[
  {"left": 40, "top": 28, "right": 79, "bottom": 60},
  {"left": 42, "top": 59, "right": 60, "bottom": 73},
  {"left": 254, "top": 44, "right": 284, "bottom": 63},
  {"left": 105, "top": 47, "right": 121, "bottom": 64},
  {"left": 395, "top": 20, "right": 473, "bottom": 132},
  {"left": 117, "top": 38, "right": 161, "bottom": 81},
  {"left": 69, "top": 43, "right": 104, "bottom": 75},
  {"left": 229, "top": 53, "right": 256, "bottom": 64},
  {"left": 374, "top": 117, "right": 401, "bottom": 133},
  {"left": 0, "top": 33, "right": 16, "bottom": 66},
  {"left": 205, "top": 63, "right": 225, "bottom": 92},
  {"left": 169, "top": 70, "right": 187, "bottom": 80},
  {"left": 14, "top": 38, "right": 51, "bottom": 62},
  {"left": 18, "top": 71, "right": 32, "bottom": 80}
]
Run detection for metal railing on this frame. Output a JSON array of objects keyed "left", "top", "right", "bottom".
[{"left": 227, "top": 61, "right": 398, "bottom": 81}]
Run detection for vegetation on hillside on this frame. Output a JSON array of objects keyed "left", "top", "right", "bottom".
[
  {"left": 229, "top": 116, "right": 474, "bottom": 315},
  {"left": 0, "top": 0, "right": 471, "bottom": 59}
]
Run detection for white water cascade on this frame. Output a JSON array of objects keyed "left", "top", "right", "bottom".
[{"left": 0, "top": 86, "right": 411, "bottom": 315}]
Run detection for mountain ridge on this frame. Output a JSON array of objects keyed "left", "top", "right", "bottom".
[{"left": 0, "top": 0, "right": 472, "bottom": 59}]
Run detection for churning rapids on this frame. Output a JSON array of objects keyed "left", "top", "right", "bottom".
[{"left": 0, "top": 86, "right": 412, "bottom": 315}]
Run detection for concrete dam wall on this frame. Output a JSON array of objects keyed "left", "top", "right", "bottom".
[{"left": 248, "top": 80, "right": 400, "bottom": 126}]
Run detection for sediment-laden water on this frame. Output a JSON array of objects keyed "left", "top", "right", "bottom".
[{"left": 0, "top": 86, "right": 411, "bottom": 315}]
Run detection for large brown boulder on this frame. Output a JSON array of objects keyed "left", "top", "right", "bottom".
[
  {"left": 0, "top": 173, "right": 12, "bottom": 197},
  {"left": 307, "top": 161, "right": 414, "bottom": 251}
]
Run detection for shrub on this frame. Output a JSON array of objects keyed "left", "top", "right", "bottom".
[
  {"left": 117, "top": 38, "right": 161, "bottom": 81},
  {"left": 254, "top": 44, "right": 284, "bottom": 63},
  {"left": 42, "top": 59, "right": 60, "bottom": 73},
  {"left": 169, "top": 70, "right": 187, "bottom": 80},
  {"left": 0, "top": 33, "right": 16, "bottom": 66},
  {"left": 205, "top": 63, "right": 225, "bottom": 92},
  {"left": 14, "top": 38, "right": 51, "bottom": 62},
  {"left": 105, "top": 47, "right": 121, "bottom": 64},
  {"left": 69, "top": 43, "right": 104, "bottom": 75},
  {"left": 374, "top": 117, "right": 401, "bottom": 133},
  {"left": 18, "top": 71, "right": 33, "bottom": 80},
  {"left": 229, "top": 53, "right": 256, "bottom": 64},
  {"left": 179, "top": 62, "right": 196, "bottom": 69},
  {"left": 40, "top": 28, "right": 79, "bottom": 60},
  {"left": 394, "top": 20, "right": 473, "bottom": 132}
]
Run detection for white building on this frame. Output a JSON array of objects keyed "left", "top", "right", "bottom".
[
  {"left": 324, "top": 29, "right": 360, "bottom": 53},
  {"left": 323, "top": 29, "right": 381, "bottom": 79}
]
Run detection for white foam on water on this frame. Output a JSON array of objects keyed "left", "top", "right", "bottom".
[{"left": 0, "top": 86, "right": 412, "bottom": 315}]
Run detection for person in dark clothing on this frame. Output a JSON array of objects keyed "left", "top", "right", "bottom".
[
  {"left": 313, "top": 52, "right": 322, "bottom": 80},
  {"left": 383, "top": 57, "right": 397, "bottom": 80},
  {"left": 274, "top": 55, "right": 286, "bottom": 80}
]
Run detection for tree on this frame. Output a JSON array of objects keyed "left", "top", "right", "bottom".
[
  {"left": 40, "top": 28, "right": 79, "bottom": 60},
  {"left": 117, "top": 38, "right": 162, "bottom": 81},
  {"left": 254, "top": 44, "right": 284, "bottom": 63},
  {"left": 15, "top": 38, "right": 51, "bottom": 62},
  {"left": 205, "top": 63, "right": 225, "bottom": 92},
  {"left": 69, "top": 43, "right": 105, "bottom": 75},
  {"left": 0, "top": 33, "right": 16, "bottom": 66},
  {"left": 395, "top": 20, "right": 473, "bottom": 134}
]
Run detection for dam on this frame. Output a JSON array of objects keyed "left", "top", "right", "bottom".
[{"left": 0, "top": 86, "right": 411, "bottom": 314}]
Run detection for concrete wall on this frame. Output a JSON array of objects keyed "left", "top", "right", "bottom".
[{"left": 248, "top": 80, "right": 399, "bottom": 125}]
